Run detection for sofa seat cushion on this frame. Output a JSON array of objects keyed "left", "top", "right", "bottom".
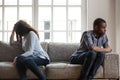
[
  {"left": 46, "top": 62, "right": 103, "bottom": 79},
  {"left": 0, "top": 62, "right": 45, "bottom": 79}
]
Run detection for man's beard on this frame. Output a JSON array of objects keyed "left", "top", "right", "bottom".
[
  {"left": 98, "top": 31, "right": 105, "bottom": 36},
  {"left": 94, "top": 30, "right": 105, "bottom": 37}
]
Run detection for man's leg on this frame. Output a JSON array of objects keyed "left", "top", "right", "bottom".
[
  {"left": 70, "top": 51, "right": 97, "bottom": 80},
  {"left": 79, "top": 51, "right": 97, "bottom": 80},
  {"left": 88, "top": 52, "right": 105, "bottom": 80},
  {"left": 70, "top": 53, "right": 87, "bottom": 64}
]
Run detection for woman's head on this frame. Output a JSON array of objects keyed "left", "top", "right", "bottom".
[
  {"left": 14, "top": 20, "right": 30, "bottom": 36},
  {"left": 13, "top": 20, "right": 39, "bottom": 42}
]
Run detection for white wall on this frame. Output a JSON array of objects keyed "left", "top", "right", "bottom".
[
  {"left": 87, "top": 0, "right": 116, "bottom": 52},
  {"left": 116, "top": 0, "right": 120, "bottom": 53},
  {"left": 115, "top": 0, "right": 120, "bottom": 76}
]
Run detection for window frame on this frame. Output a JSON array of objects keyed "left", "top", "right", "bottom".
[{"left": 0, "top": 0, "right": 87, "bottom": 43}]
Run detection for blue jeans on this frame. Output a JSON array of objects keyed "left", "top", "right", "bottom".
[
  {"left": 16, "top": 55, "right": 49, "bottom": 80},
  {"left": 70, "top": 51, "right": 105, "bottom": 80}
]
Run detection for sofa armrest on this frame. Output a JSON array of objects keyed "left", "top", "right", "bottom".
[{"left": 103, "top": 53, "right": 119, "bottom": 79}]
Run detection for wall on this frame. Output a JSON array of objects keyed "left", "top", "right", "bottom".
[
  {"left": 87, "top": 0, "right": 116, "bottom": 52},
  {"left": 115, "top": 0, "right": 120, "bottom": 76},
  {"left": 116, "top": 0, "right": 120, "bottom": 53}
]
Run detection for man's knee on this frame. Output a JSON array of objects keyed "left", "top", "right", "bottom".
[
  {"left": 88, "top": 50, "right": 97, "bottom": 59},
  {"left": 98, "top": 52, "right": 105, "bottom": 58}
]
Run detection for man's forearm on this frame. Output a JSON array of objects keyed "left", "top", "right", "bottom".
[{"left": 92, "top": 46, "right": 112, "bottom": 53}]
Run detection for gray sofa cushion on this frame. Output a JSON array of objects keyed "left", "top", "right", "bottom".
[
  {"left": 40, "top": 42, "right": 48, "bottom": 52},
  {"left": 0, "top": 42, "right": 118, "bottom": 79},
  {"left": 48, "top": 42, "right": 79, "bottom": 62},
  {"left": 0, "top": 41, "right": 23, "bottom": 61},
  {"left": 103, "top": 53, "right": 119, "bottom": 78},
  {"left": 0, "top": 62, "right": 103, "bottom": 79},
  {"left": 46, "top": 62, "right": 103, "bottom": 79},
  {"left": 0, "top": 62, "right": 19, "bottom": 79},
  {"left": 0, "top": 62, "right": 45, "bottom": 79}
]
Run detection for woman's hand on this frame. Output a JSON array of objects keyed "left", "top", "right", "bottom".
[{"left": 13, "top": 57, "right": 17, "bottom": 65}]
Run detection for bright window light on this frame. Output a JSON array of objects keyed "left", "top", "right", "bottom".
[
  {"left": 68, "top": 0, "right": 81, "bottom": 5},
  {"left": 4, "top": 0, "right": 17, "bottom": 5},
  {"left": 0, "top": 0, "right": 85, "bottom": 43},
  {"left": 0, "top": 0, "right": 2, "bottom": 5},
  {"left": 19, "top": 7, "right": 32, "bottom": 25},
  {"left": 19, "top": 0, "right": 32, "bottom": 5},
  {"left": 68, "top": 7, "right": 81, "bottom": 30},
  {"left": 38, "top": 7, "right": 51, "bottom": 31},
  {"left": 0, "top": 7, "right": 2, "bottom": 30},
  {"left": 53, "top": 32, "right": 66, "bottom": 42},
  {"left": 53, "top": 0, "right": 66, "bottom": 5},
  {"left": 39, "top": 0, "right": 51, "bottom": 5},
  {"left": 4, "top": 7, "right": 17, "bottom": 31},
  {"left": 53, "top": 7, "right": 66, "bottom": 30}
]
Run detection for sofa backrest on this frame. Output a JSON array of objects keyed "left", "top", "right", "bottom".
[
  {"left": 0, "top": 41, "right": 48, "bottom": 61},
  {"left": 48, "top": 42, "right": 79, "bottom": 62},
  {"left": 0, "top": 41, "right": 79, "bottom": 62},
  {"left": 0, "top": 41, "right": 22, "bottom": 61}
]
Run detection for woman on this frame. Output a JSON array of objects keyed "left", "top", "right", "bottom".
[{"left": 10, "top": 20, "right": 50, "bottom": 80}]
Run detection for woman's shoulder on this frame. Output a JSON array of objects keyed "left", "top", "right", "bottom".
[
  {"left": 27, "top": 31, "right": 38, "bottom": 39},
  {"left": 29, "top": 31, "right": 35, "bottom": 34},
  {"left": 28, "top": 31, "right": 36, "bottom": 36}
]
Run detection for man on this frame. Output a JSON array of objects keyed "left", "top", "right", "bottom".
[{"left": 70, "top": 18, "right": 112, "bottom": 80}]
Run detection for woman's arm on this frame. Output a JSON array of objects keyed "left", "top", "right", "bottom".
[
  {"left": 10, "top": 27, "right": 15, "bottom": 46},
  {"left": 21, "top": 31, "right": 36, "bottom": 57}
]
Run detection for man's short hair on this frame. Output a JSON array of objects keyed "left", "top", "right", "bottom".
[{"left": 93, "top": 18, "right": 106, "bottom": 27}]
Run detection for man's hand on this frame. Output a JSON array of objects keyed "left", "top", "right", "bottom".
[{"left": 104, "top": 46, "right": 112, "bottom": 53}]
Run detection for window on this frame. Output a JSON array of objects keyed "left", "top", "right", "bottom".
[
  {"left": 0, "top": 0, "right": 87, "bottom": 43},
  {"left": 0, "top": 0, "right": 32, "bottom": 42}
]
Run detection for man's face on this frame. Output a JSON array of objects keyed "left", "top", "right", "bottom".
[{"left": 95, "top": 23, "right": 107, "bottom": 35}]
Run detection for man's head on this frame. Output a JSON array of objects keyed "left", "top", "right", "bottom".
[{"left": 93, "top": 18, "right": 107, "bottom": 36}]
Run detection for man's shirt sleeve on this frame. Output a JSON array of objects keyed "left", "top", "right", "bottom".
[
  {"left": 103, "top": 34, "right": 109, "bottom": 48},
  {"left": 83, "top": 31, "right": 94, "bottom": 49}
]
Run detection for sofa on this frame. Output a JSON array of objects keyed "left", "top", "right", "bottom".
[{"left": 0, "top": 41, "right": 119, "bottom": 80}]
